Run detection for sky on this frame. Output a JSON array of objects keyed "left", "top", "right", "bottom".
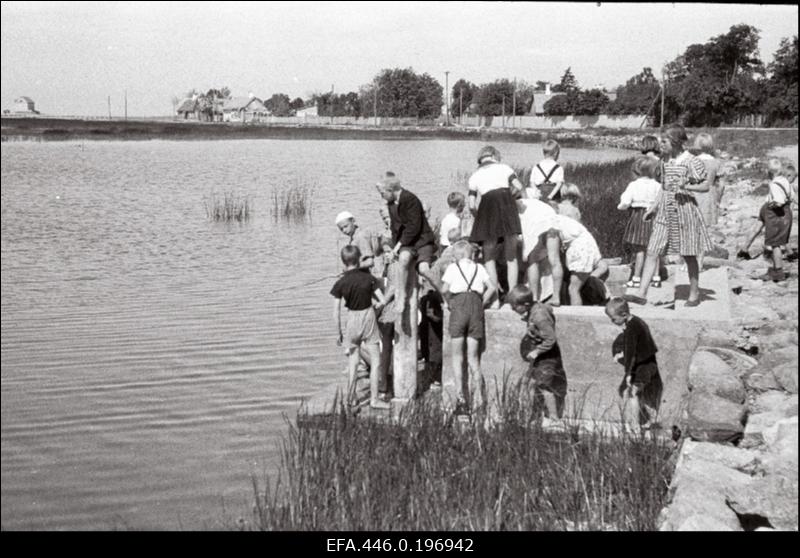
[{"left": 1, "top": 1, "right": 798, "bottom": 117}]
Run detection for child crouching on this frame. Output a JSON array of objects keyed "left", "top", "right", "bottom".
[
  {"left": 605, "top": 297, "right": 663, "bottom": 428},
  {"left": 330, "top": 245, "right": 390, "bottom": 410},
  {"left": 441, "top": 240, "right": 497, "bottom": 414},
  {"left": 507, "top": 285, "right": 568, "bottom": 420}
]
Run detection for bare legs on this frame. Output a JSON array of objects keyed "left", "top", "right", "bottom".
[
  {"left": 632, "top": 250, "right": 645, "bottom": 280},
  {"left": 636, "top": 252, "right": 701, "bottom": 302},
  {"left": 482, "top": 237, "right": 519, "bottom": 302},
  {"left": 451, "top": 336, "right": 483, "bottom": 411}
]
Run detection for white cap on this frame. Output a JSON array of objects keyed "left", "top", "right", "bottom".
[{"left": 335, "top": 211, "right": 354, "bottom": 225}]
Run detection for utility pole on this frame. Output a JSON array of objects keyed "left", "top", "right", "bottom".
[
  {"left": 124, "top": 89, "right": 127, "bottom": 121},
  {"left": 501, "top": 97, "right": 505, "bottom": 129},
  {"left": 512, "top": 77, "right": 517, "bottom": 129},
  {"left": 373, "top": 86, "right": 378, "bottom": 127},
  {"left": 107, "top": 95, "right": 111, "bottom": 119},
  {"left": 660, "top": 70, "right": 666, "bottom": 130},
  {"left": 444, "top": 70, "right": 450, "bottom": 126},
  {"left": 459, "top": 88, "right": 464, "bottom": 125},
  {"left": 330, "top": 83, "right": 334, "bottom": 125}
]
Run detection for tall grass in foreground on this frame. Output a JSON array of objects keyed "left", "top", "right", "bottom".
[
  {"left": 271, "top": 179, "right": 316, "bottom": 221},
  {"left": 514, "top": 158, "right": 637, "bottom": 259},
  {"left": 204, "top": 192, "right": 252, "bottom": 222},
  {"left": 249, "top": 390, "right": 673, "bottom": 531}
]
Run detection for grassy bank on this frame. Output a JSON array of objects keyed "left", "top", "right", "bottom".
[{"left": 248, "top": 395, "right": 674, "bottom": 531}]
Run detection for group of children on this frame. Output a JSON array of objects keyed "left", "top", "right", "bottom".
[{"left": 329, "top": 132, "right": 796, "bottom": 427}]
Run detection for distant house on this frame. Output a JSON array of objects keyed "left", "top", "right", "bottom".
[
  {"left": 13, "top": 96, "right": 39, "bottom": 114},
  {"left": 295, "top": 104, "right": 317, "bottom": 117},
  {"left": 530, "top": 83, "right": 564, "bottom": 117},
  {"left": 222, "top": 95, "right": 269, "bottom": 123},
  {"left": 176, "top": 97, "right": 200, "bottom": 120}
]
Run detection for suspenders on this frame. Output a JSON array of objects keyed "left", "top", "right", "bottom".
[
  {"left": 455, "top": 261, "right": 479, "bottom": 295},
  {"left": 537, "top": 163, "right": 560, "bottom": 184}
]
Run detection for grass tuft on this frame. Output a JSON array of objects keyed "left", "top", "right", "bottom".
[
  {"left": 204, "top": 192, "right": 252, "bottom": 222},
  {"left": 271, "top": 179, "right": 316, "bottom": 221}
]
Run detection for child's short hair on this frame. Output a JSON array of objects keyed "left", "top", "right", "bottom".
[
  {"left": 506, "top": 284, "right": 534, "bottom": 308},
  {"left": 451, "top": 239, "right": 474, "bottom": 260},
  {"left": 542, "top": 139, "right": 560, "bottom": 159},
  {"left": 447, "top": 191, "right": 466, "bottom": 210},
  {"left": 632, "top": 157, "right": 647, "bottom": 177},
  {"left": 637, "top": 157, "right": 660, "bottom": 180},
  {"left": 380, "top": 175, "right": 402, "bottom": 191},
  {"left": 340, "top": 244, "right": 361, "bottom": 266},
  {"left": 605, "top": 297, "right": 630, "bottom": 317},
  {"left": 784, "top": 162, "right": 797, "bottom": 178},
  {"left": 768, "top": 158, "right": 783, "bottom": 178},
  {"left": 447, "top": 227, "right": 462, "bottom": 244},
  {"left": 560, "top": 183, "right": 581, "bottom": 202},
  {"left": 692, "top": 132, "right": 714, "bottom": 154},
  {"left": 640, "top": 135, "right": 660, "bottom": 155}
]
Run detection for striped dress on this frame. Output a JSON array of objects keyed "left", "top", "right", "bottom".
[{"left": 647, "top": 152, "right": 713, "bottom": 257}]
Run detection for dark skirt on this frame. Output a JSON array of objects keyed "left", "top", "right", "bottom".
[
  {"left": 470, "top": 188, "right": 522, "bottom": 244},
  {"left": 623, "top": 207, "right": 653, "bottom": 248}
]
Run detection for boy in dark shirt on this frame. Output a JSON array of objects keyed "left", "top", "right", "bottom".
[
  {"left": 605, "top": 297, "right": 663, "bottom": 428},
  {"left": 331, "top": 245, "right": 390, "bottom": 410},
  {"left": 507, "top": 285, "right": 568, "bottom": 420}
]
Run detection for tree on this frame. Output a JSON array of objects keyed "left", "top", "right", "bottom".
[
  {"left": 552, "top": 67, "right": 579, "bottom": 93},
  {"left": 534, "top": 80, "right": 550, "bottom": 91},
  {"left": 662, "top": 24, "right": 765, "bottom": 126},
  {"left": 289, "top": 97, "right": 305, "bottom": 111},
  {"left": 543, "top": 89, "right": 609, "bottom": 116},
  {"left": 475, "top": 79, "right": 534, "bottom": 116},
  {"left": 762, "top": 35, "right": 798, "bottom": 126},
  {"left": 450, "top": 79, "right": 478, "bottom": 118},
  {"left": 606, "top": 67, "right": 661, "bottom": 116},
  {"left": 265, "top": 93, "right": 292, "bottom": 116},
  {"left": 369, "top": 68, "right": 443, "bottom": 119}
]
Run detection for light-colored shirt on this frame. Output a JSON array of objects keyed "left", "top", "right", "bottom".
[
  {"left": 768, "top": 176, "right": 791, "bottom": 206},
  {"left": 618, "top": 177, "right": 661, "bottom": 210},
  {"left": 531, "top": 158, "right": 564, "bottom": 187},
  {"left": 519, "top": 198, "right": 557, "bottom": 260},
  {"left": 468, "top": 162, "right": 518, "bottom": 196},
  {"left": 439, "top": 212, "right": 461, "bottom": 247},
  {"left": 553, "top": 214, "right": 589, "bottom": 246},
  {"left": 442, "top": 259, "right": 492, "bottom": 295},
  {"left": 557, "top": 201, "right": 582, "bottom": 222}
]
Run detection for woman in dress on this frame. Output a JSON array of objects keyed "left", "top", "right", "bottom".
[{"left": 625, "top": 124, "right": 712, "bottom": 307}]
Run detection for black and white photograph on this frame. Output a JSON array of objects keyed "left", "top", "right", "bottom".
[{"left": 1, "top": 1, "right": 797, "bottom": 535}]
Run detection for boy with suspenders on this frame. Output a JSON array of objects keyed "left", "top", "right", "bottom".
[{"left": 531, "top": 139, "right": 565, "bottom": 203}]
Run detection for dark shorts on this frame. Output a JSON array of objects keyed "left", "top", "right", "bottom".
[
  {"left": 448, "top": 292, "right": 484, "bottom": 339},
  {"left": 759, "top": 203, "right": 792, "bottom": 249},
  {"left": 522, "top": 342, "right": 567, "bottom": 398},
  {"left": 400, "top": 242, "right": 436, "bottom": 270},
  {"left": 623, "top": 359, "right": 663, "bottom": 410}
]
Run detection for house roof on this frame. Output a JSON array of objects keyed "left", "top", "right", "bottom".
[
  {"left": 16, "top": 96, "right": 34, "bottom": 103},
  {"left": 222, "top": 96, "right": 266, "bottom": 111},
  {"left": 531, "top": 92, "right": 565, "bottom": 115},
  {"left": 176, "top": 98, "right": 197, "bottom": 113}
]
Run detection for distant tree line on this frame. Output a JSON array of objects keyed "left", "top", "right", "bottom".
[{"left": 175, "top": 24, "right": 796, "bottom": 127}]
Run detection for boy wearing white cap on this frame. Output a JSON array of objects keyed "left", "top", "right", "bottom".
[{"left": 336, "top": 211, "right": 375, "bottom": 274}]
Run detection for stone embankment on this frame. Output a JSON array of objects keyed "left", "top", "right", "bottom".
[{"left": 658, "top": 148, "right": 798, "bottom": 531}]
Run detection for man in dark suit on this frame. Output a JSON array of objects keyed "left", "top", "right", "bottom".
[{"left": 377, "top": 175, "right": 438, "bottom": 313}]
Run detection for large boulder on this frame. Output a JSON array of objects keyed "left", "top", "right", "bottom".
[
  {"left": 687, "top": 391, "right": 746, "bottom": 443},
  {"left": 688, "top": 350, "right": 746, "bottom": 404},
  {"left": 743, "top": 369, "right": 782, "bottom": 392},
  {"left": 726, "top": 473, "right": 798, "bottom": 531},
  {"left": 679, "top": 440, "right": 761, "bottom": 472},
  {"left": 772, "top": 362, "right": 798, "bottom": 394},
  {"left": 661, "top": 450, "right": 752, "bottom": 531}
]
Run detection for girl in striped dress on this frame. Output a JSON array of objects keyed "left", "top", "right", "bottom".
[
  {"left": 625, "top": 125, "right": 712, "bottom": 307},
  {"left": 468, "top": 145, "right": 524, "bottom": 303}
]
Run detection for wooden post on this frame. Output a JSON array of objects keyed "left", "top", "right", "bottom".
[{"left": 392, "top": 266, "right": 418, "bottom": 401}]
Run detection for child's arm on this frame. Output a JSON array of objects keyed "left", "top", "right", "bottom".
[
  {"left": 525, "top": 306, "right": 556, "bottom": 361},
  {"left": 482, "top": 280, "right": 497, "bottom": 309},
  {"left": 332, "top": 298, "right": 343, "bottom": 345},
  {"left": 617, "top": 184, "right": 633, "bottom": 210},
  {"left": 644, "top": 189, "right": 663, "bottom": 220},
  {"left": 441, "top": 281, "right": 452, "bottom": 309}
]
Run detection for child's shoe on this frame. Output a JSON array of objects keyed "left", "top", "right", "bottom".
[
  {"left": 454, "top": 398, "right": 470, "bottom": 416},
  {"left": 736, "top": 249, "right": 752, "bottom": 261},
  {"left": 650, "top": 276, "right": 661, "bottom": 288},
  {"left": 625, "top": 277, "right": 641, "bottom": 288}
]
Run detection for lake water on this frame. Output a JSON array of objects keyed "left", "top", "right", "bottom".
[{"left": 1, "top": 138, "right": 632, "bottom": 530}]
